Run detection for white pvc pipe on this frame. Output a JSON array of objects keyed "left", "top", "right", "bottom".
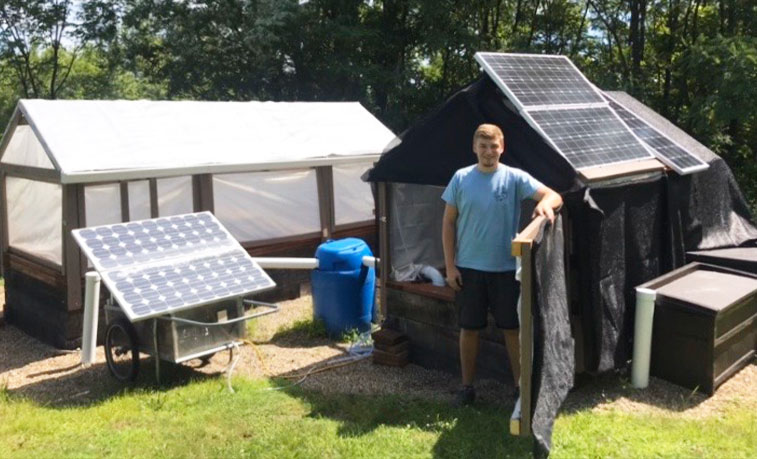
[
  {"left": 81, "top": 272, "right": 101, "bottom": 366},
  {"left": 253, "top": 257, "right": 319, "bottom": 270},
  {"left": 632, "top": 287, "right": 657, "bottom": 388},
  {"left": 361, "top": 256, "right": 379, "bottom": 268}
]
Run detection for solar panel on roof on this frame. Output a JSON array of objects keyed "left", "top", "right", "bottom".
[
  {"left": 474, "top": 51, "right": 663, "bottom": 171},
  {"left": 474, "top": 52, "right": 605, "bottom": 108},
  {"left": 604, "top": 94, "right": 709, "bottom": 174},
  {"left": 73, "top": 212, "right": 275, "bottom": 321},
  {"left": 528, "top": 107, "right": 654, "bottom": 169}
]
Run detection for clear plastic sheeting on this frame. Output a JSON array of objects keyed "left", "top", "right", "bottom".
[
  {"left": 388, "top": 183, "right": 446, "bottom": 280},
  {"left": 85, "top": 183, "right": 122, "bottom": 227},
  {"left": 213, "top": 170, "right": 321, "bottom": 241},
  {"left": 6, "top": 177, "right": 62, "bottom": 264},
  {"left": 1, "top": 125, "right": 55, "bottom": 169},
  {"left": 158, "top": 176, "right": 193, "bottom": 216},
  {"left": 128, "top": 180, "right": 151, "bottom": 221},
  {"left": 15, "top": 100, "right": 396, "bottom": 182},
  {"left": 333, "top": 162, "right": 374, "bottom": 225}
]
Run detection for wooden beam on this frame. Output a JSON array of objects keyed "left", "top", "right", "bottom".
[
  {"left": 7, "top": 250, "right": 65, "bottom": 288},
  {"left": 192, "top": 174, "right": 214, "bottom": 213},
  {"left": 0, "top": 108, "right": 21, "bottom": 162},
  {"left": 509, "top": 215, "right": 549, "bottom": 437},
  {"left": 0, "top": 173, "right": 8, "bottom": 278},
  {"left": 512, "top": 216, "right": 546, "bottom": 257},
  {"left": 578, "top": 159, "right": 664, "bottom": 182},
  {"left": 149, "top": 178, "right": 159, "bottom": 218},
  {"left": 0, "top": 163, "right": 60, "bottom": 183},
  {"left": 315, "top": 166, "right": 335, "bottom": 240},
  {"left": 377, "top": 181, "right": 390, "bottom": 321},
  {"left": 120, "top": 181, "right": 130, "bottom": 222},
  {"left": 62, "top": 184, "right": 83, "bottom": 311}
]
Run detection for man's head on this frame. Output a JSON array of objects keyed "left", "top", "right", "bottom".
[{"left": 472, "top": 124, "right": 505, "bottom": 172}]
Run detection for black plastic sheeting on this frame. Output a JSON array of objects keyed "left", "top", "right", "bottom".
[
  {"left": 366, "top": 77, "right": 580, "bottom": 194},
  {"left": 530, "top": 214, "right": 574, "bottom": 456}
]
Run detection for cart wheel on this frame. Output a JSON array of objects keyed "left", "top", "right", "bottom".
[{"left": 105, "top": 319, "right": 140, "bottom": 382}]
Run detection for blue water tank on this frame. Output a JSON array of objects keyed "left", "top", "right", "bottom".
[{"left": 311, "top": 238, "right": 375, "bottom": 337}]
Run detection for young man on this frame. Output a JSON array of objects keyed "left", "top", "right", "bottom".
[{"left": 441, "top": 123, "right": 562, "bottom": 405}]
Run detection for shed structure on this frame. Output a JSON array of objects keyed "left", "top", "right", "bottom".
[
  {"left": 0, "top": 99, "right": 395, "bottom": 348},
  {"left": 366, "top": 56, "right": 757, "bottom": 454}
]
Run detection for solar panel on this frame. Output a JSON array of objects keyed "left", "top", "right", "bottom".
[
  {"left": 528, "top": 107, "right": 654, "bottom": 169},
  {"left": 474, "top": 52, "right": 605, "bottom": 108},
  {"left": 604, "top": 94, "right": 709, "bottom": 174},
  {"left": 73, "top": 212, "right": 275, "bottom": 321}
]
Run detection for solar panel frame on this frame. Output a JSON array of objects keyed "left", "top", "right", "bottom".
[
  {"left": 474, "top": 52, "right": 607, "bottom": 110},
  {"left": 603, "top": 93, "right": 709, "bottom": 175},
  {"left": 73, "top": 212, "right": 276, "bottom": 322},
  {"left": 526, "top": 106, "right": 655, "bottom": 170},
  {"left": 475, "top": 52, "right": 659, "bottom": 171}
]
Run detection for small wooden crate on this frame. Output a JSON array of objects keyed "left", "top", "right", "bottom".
[{"left": 640, "top": 263, "right": 757, "bottom": 395}]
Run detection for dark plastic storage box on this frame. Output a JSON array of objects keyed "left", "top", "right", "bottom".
[{"left": 638, "top": 263, "right": 757, "bottom": 395}]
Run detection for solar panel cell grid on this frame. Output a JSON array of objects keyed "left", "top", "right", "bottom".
[
  {"left": 73, "top": 212, "right": 275, "bottom": 321},
  {"left": 607, "top": 99, "right": 708, "bottom": 171},
  {"left": 529, "top": 107, "right": 653, "bottom": 169},
  {"left": 477, "top": 53, "right": 604, "bottom": 107}
]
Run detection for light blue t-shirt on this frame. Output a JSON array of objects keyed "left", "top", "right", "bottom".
[{"left": 442, "top": 164, "right": 543, "bottom": 272}]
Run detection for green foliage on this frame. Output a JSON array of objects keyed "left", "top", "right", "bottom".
[
  {"left": 276, "top": 317, "right": 328, "bottom": 340},
  {"left": 0, "top": 0, "right": 755, "bottom": 207}
]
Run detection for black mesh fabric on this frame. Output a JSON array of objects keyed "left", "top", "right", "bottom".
[{"left": 530, "top": 214, "right": 574, "bottom": 456}]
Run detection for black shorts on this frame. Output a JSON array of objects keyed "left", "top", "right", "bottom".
[{"left": 455, "top": 267, "right": 520, "bottom": 330}]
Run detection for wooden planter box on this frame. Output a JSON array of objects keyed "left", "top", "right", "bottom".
[{"left": 640, "top": 263, "right": 757, "bottom": 395}]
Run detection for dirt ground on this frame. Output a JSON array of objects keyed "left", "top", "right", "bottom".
[{"left": 1, "top": 286, "right": 756, "bottom": 421}]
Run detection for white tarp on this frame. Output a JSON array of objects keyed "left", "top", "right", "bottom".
[
  {"left": 213, "top": 170, "right": 321, "bottom": 241},
  {"left": 85, "top": 183, "right": 121, "bottom": 227},
  {"left": 333, "top": 161, "right": 374, "bottom": 225},
  {"left": 1, "top": 125, "right": 55, "bottom": 169},
  {"left": 157, "top": 176, "right": 193, "bottom": 216},
  {"left": 6, "top": 177, "right": 62, "bottom": 264},
  {"left": 14, "top": 99, "right": 396, "bottom": 183},
  {"left": 128, "top": 180, "right": 151, "bottom": 221}
]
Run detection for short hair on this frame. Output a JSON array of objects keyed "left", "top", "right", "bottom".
[{"left": 473, "top": 124, "right": 504, "bottom": 144}]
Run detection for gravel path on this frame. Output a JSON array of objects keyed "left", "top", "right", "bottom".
[{"left": 1, "top": 288, "right": 755, "bottom": 420}]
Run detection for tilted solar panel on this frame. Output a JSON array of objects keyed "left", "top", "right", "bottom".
[
  {"left": 73, "top": 212, "right": 275, "bottom": 321},
  {"left": 528, "top": 107, "right": 654, "bottom": 170},
  {"left": 474, "top": 52, "right": 605, "bottom": 108},
  {"left": 604, "top": 94, "right": 709, "bottom": 174}
]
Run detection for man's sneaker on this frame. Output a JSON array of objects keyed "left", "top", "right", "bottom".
[{"left": 455, "top": 385, "right": 475, "bottom": 406}]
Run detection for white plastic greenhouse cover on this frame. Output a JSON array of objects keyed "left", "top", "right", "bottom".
[{"left": 11, "top": 99, "right": 396, "bottom": 183}]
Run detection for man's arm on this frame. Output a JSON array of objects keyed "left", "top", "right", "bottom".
[
  {"left": 442, "top": 204, "right": 462, "bottom": 291},
  {"left": 531, "top": 186, "right": 563, "bottom": 222}
]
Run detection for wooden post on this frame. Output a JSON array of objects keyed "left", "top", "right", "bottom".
[
  {"left": 377, "top": 182, "right": 390, "bottom": 321},
  {"left": 149, "top": 178, "right": 159, "bottom": 218},
  {"left": 192, "top": 174, "right": 214, "bottom": 212},
  {"left": 315, "top": 166, "right": 335, "bottom": 240},
  {"left": 120, "top": 182, "right": 130, "bottom": 222},
  {"left": 509, "top": 215, "right": 545, "bottom": 437},
  {"left": 62, "top": 184, "right": 84, "bottom": 311},
  {"left": 0, "top": 172, "right": 8, "bottom": 278}
]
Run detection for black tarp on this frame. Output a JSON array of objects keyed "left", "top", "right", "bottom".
[
  {"left": 367, "top": 77, "right": 580, "bottom": 193},
  {"left": 366, "top": 76, "right": 757, "bottom": 455},
  {"left": 531, "top": 214, "right": 574, "bottom": 456}
]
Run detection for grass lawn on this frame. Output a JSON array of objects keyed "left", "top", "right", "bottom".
[{"left": 1, "top": 375, "right": 756, "bottom": 458}]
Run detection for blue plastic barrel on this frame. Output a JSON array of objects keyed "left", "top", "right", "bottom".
[{"left": 311, "top": 238, "right": 376, "bottom": 337}]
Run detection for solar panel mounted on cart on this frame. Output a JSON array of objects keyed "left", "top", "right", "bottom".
[{"left": 72, "top": 212, "right": 275, "bottom": 321}]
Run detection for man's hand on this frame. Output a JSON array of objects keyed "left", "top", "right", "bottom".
[
  {"left": 532, "top": 200, "right": 555, "bottom": 222},
  {"left": 446, "top": 266, "right": 463, "bottom": 291},
  {"left": 531, "top": 186, "right": 563, "bottom": 223}
]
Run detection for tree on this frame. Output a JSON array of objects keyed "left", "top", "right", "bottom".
[{"left": 0, "top": 0, "right": 79, "bottom": 99}]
